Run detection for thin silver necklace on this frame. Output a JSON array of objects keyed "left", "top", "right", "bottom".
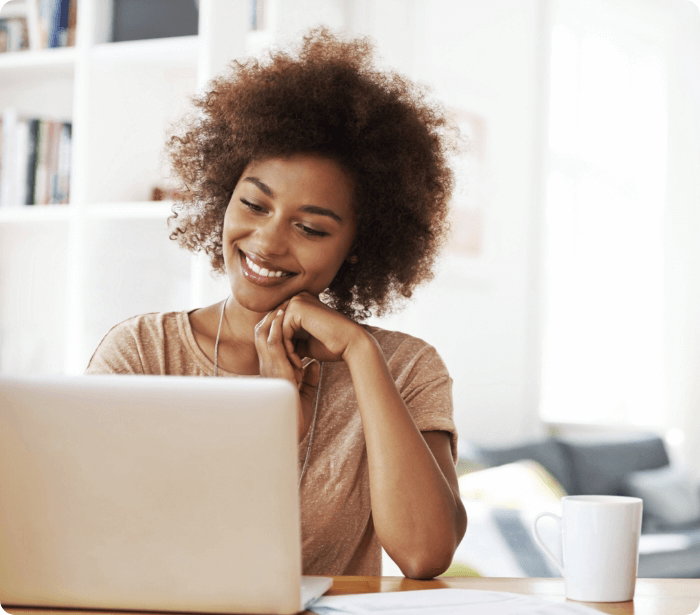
[{"left": 213, "top": 296, "right": 322, "bottom": 489}]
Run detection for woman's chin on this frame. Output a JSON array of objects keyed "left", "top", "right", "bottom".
[{"left": 230, "top": 288, "right": 291, "bottom": 316}]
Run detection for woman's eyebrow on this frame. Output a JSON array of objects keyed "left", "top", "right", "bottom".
[
  {"left": 243, "top": 177, "right": 274, "bottom": 197},
  {"left": 299, "top": 205, "right": 343, "bottom": 223},
  {"left": 243, "top": 176, "right": 343, "bottom": 223}
]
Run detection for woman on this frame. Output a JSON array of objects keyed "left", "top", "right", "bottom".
[{"left": 87, "top": 28, "right": 467, "bottom": 579}]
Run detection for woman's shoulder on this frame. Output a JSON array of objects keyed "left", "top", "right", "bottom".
[
  {"left": 361, "top": 323, "right": 439, "bottom": 357},
  {"left": 359, "top": 323, "right": 449, "bottom": 376},
  {"left": 103, "top": 311, "right": 185, "bottom": 339},
  {"left": 85, "top": 311, "right": 188, "bottom": 374}
]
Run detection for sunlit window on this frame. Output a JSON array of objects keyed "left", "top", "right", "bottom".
[{"left": 540, "top": 4, "right": 668, "bottom": 426}]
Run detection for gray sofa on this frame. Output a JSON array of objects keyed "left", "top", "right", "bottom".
[{"left": 467, "top": 432, "right": 700, "bottom": 578}]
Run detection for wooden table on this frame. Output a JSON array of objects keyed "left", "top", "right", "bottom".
[
  {"left": 4, "top": 577, "right": 700, "bottom": 615},
  {"left": 326, "top": 577, "right": 700, "bottom": 615}
]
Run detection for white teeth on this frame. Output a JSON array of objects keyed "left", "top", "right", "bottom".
[{"left": 245, "top": 255, "right": 288, "bottom": 278}]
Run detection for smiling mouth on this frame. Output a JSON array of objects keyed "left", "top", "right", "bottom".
[{"left": 239, "top": 250, "right": 297, "bottom": 285}]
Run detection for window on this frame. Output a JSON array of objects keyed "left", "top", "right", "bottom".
[{"left": 540, "top": 0, "right": 669, "bottom": 426}]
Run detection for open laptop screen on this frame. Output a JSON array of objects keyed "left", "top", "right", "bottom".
[{"left": 0, "top": 375, "right": 310, "bottom": 614}]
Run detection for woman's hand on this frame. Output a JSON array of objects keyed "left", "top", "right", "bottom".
[
  {"left": 280, "top": 292, "right": 370, "bottom": 368},
  {"left": 254, "top": 307, "right": 321, "bottom": 442}
]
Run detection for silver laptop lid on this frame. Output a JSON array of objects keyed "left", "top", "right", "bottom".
[{"left": 0, "top": 375, "right": 303, "bottom": 614}]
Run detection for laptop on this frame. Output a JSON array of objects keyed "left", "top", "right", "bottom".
[{"left": 0, "top": 375, "right": 333, "bottom": 614}]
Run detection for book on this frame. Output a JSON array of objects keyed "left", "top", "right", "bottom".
[
  {"left": 0, "top": 109, "right": 72, "bottom": 207},
  {"left": 0, "top": 1, "right": 32, "bottom": 52},
  {"left": 24, "top": 118, "right": 38, "bottom": 205},
  {"left": 21, "top": 0, "right": 76, "bottom": 50},
  {"left": 48, "top": 0, "right": 69, "bottom": 48},
  {"left": 14, "top": 119, "right": 29, "bottom": 206},
  {"left": 0, "top": 17, "right": 30, "bottom": 52},
  {"left": 56, "top": 123, "right": 71, "bottom": 204}
]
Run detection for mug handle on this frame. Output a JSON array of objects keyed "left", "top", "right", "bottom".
[{"left": 532, "top": 512, "right": 565, "bottom": 576}]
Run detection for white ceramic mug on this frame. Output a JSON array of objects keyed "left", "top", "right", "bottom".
[{"left": 532, "top": 495, "right": 643, "bottom": 602}]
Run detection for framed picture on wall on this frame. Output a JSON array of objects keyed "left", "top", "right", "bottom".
[{"left": 440, "top": 94, "right": 495, "bottom": 282}]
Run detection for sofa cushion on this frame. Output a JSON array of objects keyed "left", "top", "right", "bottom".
[
  {"left": 555, "top": 433, "right": 669, "bottom": 496},
  {"left": 474, "top": 438, "right": 576, "bottom": 495},
  {"left": 458, "top": 460, "right": 567, "bottom": 508},
  {"left": 624, "top": 465, "right": 700, "bottom": 529}
]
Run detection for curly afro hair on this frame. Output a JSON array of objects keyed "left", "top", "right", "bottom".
[{"left": 165, "top": 27, "right": 455, "bottom": 321}]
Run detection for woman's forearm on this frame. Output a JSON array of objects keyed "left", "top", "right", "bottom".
[{"left": 343, "top": 332, "right": 467, "bottom": 579}]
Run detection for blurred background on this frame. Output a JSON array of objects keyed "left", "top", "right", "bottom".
[{"left": 1, "top": 0, "right": 700, "bottom": 550}]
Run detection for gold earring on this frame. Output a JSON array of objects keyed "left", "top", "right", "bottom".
[{"left": 348, "top": 255, "right": 358, "bottom": 264}]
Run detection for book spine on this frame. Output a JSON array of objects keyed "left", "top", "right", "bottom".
[
  {"left": 66, "top": 0, "right": 76, "bottom": 47},
  {"left": 0, "top": 20, "right": 7, "bottom": 55},
  {"left": 55, "top": 0, "right": 69, "bottom": 47},
  {"left": 45, "top": 120, "right": 56, "bottom": 203},
  {"left": 25, "top": 0, "right": 41, "bottom": 51},
  {"left": 38, "top": 0, "right": 50, "bottom": 49},
  {"left": 14, "top": 119, "right": 29, "bottom": 207},
  {"left": 51, "top": 121, "right": 61, "bottom": 203},
  {"left": 48, "top": 0, "right": 61, "bottom": 48},
  {"left": 36, "top": 119, "right": 51, "bottom": 204},
  {"left": 56, "top": 122, "right": 71, "bottom": 204},
  {"left": 17, "top": 17, "right": 29, "bottom": 51},
  {"left": 8, "top": 18, "right": 18, "bottom": 51},
  {"left": 25, "top": 118, "right": 38, "bottom": 205}
]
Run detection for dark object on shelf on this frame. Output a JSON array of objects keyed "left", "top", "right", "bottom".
[
  {"left": 49, "top": 0, "right": 71, "bottom": 48},
  {"left": 151, "top": 186, "right": 183, "bottom": 201},
  {"left": 112, "top": 0, "right": 198, "bottom": 43}
]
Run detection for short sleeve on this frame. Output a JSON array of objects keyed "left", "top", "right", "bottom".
[
  {"left": 85, "top": 319, "right": 145, "bottom": 375},
  {"left": 387, "top": 337, "right": 458, "bottom": 464}
]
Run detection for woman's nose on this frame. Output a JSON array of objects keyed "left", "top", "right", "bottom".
[{"left": 254, "top": 217, "right": 288, "bottom": 256}]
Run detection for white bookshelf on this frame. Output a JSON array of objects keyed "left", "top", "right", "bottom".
[
  {"left": 0, "top": 0, "right": 247, "bottom": 375},
  {"left": 0, "top": 0, "right": 360, "bottom": 375}
]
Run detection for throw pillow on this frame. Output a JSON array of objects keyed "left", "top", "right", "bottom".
[
  {"left": 624, "top": 465, "right": 700, "bottom": 529},
  {"left": 555, "top": 433, "right": 669, "bottom": 496},
  {"left": 475, "top": 438, "right": 576, "bottom": 494},
  {"left": 458, "top": 459, "right": 567, "bottom": 510}
]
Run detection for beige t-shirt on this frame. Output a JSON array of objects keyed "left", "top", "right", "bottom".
[{"left": 86, "top": 311, "right": 458, "bottom": 576}]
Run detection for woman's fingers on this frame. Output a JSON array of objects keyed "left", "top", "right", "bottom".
[
  {"left": 255, "top": 309, "right": 296, "bottom": 381},
  {"left": 281, "top": 297, "right": 311, "bottom": 364},
  {"left": 267, "top": 309, "right": 284, "bottom": 344},
  {"left": 299, "top": 359, "right": 321, "bottom": 402},
  {"left": 280, "top": 307, "right": 304, "bottom": 368}
]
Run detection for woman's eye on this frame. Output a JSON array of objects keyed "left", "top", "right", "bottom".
[
  {"left": 299, "top": 224, "right": 329, "bottom": 238},
  {"left": 240, "top": 198, "right": 266, "bottom": 213}
]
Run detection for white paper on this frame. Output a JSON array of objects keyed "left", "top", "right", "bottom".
[{"left": 308, "top": 588, "right": 604, "bottom": 615}]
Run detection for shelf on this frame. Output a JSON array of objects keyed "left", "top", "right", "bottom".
[
  {"left": 0, "top": 47, "right": 77, "bottom": 76},
  {"left": 0, "top": 205, "right": 72, "bottom": 223},
  {"left": 91, "top": 35, "right": 199, "bottom": 67},
  {"left": 0, "top": 203, "right": 177, "bottom": 222},
  {"left": 84, "top": 201, "right": 176, "bottom": 220}
]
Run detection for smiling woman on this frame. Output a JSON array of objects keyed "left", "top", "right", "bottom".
[
  {"left": 222, "top": 155, "right": 356, "bottom": 318},
  {"left": 85, "top": 27, "right": 466, "bottom": 580}
]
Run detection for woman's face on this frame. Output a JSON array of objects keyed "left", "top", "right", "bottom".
[{"left": 222, "top": 154, "right": 356, "bottom": 315}]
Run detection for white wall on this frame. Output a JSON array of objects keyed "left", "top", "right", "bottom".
[{"left": 361, "top": 0, "right": 549, "bottom": 447}]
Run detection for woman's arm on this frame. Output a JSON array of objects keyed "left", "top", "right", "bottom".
[
  {"left": 278, "top": 293, "right": 467, "bottom": 579},
  {"left": 344, "top": 331, "right": 467, "bottom": 579}
]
